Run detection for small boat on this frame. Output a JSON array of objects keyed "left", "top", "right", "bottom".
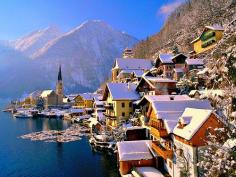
[{"left": 14, "top": 111, "right": 33, "bottom": 118}]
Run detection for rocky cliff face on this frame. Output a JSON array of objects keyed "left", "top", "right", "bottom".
[{"left": 133, "top": 0, "right": 236, "bottom": 58}]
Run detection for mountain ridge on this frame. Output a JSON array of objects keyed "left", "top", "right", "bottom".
[{"left": 0, "top": 20, "right": 138, "bottom": 98}]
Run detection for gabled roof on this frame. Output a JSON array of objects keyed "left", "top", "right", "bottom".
[
  {"left": 158, "top": 54, "right": 174, "bottom": 64},
  {"left": 152, "top": 100, "right": 212, "bottom": 114},
  {"left": 139, "top": 95, "right": 193, "bottom": 104},
  {"left": 79, "top": 93, "right": 95, "bottom": 100},
  {"left": 205, "top": 25, "right": 224, "bottom": 31},
  {"left": 29, "top": 90, "right": 42, "bottom": 98},
  {"left": 138, "top": 95, "right": 212, "bottom": 134},
  {"left": 113, "top": 58, "right": 153, "bottom": 70},
  {"left": 117, "top": 140, "right": 153, "bottom": 161},
  {"left": 186, "top": 59, "right": 204, "bottom": 65},
  {"left": 171, "top": 53, "right": 188, "bottom": 64},
  {"left": 117, "top": 69, "right": 144, "bottom": 79},
  {"left": 189, "top": 89, "right": 225, "bottom": 97},
  {"left": 174, "top": 68, "right": 184, "bottom": 73},
  {"left": 103, "top": 83, "right": 140, "bottom": 101},
  {"left": 66, "top": 94, "right": 78, "bottom": 101},
  {"left": 191, "top": 25, "right": 224, "bottom": 43},
  {"left": 173, "top": 108, "right": 213, "bottom": 140},
  {"left": 41, "top": 90, "right": 55, "bottom": 98},
  {"left": 132, "top": 70, "right": 145, "bottom": 77},
  {"left": 137, "top": 76, "right": 176, "bottom": 90}
]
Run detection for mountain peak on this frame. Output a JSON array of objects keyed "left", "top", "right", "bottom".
[
  {"left": 66, "top": 20, "right": 110, "bottom": 35},
  {"left": 12, "top": 26, "right": 63, "bottom": 58}
]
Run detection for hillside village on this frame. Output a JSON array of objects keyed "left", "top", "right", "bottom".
[{"left": 4, "top": 16, "right": 236, "bottom": 177}]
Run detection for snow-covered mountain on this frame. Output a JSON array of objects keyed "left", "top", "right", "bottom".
[
  {"left": 11, "top": 26, "right": 62, "bottom": 58},
  {"left": 0, "top": 20, "right": 138, "bottom": 98},
  {"left": 31, "top": 20, "right": 138, "bottom": 93}
]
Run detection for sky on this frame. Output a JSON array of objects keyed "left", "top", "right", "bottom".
[{"left": 0, "top": 0, "right": 183, "bottom": 40}]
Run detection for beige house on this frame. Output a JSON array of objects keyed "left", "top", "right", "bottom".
[{"left": 41, "top": 90, "right": 59, "bottom": 109}]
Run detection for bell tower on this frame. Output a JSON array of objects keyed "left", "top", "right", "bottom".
[{"left": 56, "top": 65, "right": 64, "bottom": 105}]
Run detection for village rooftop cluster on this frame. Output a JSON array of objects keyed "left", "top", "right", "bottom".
[{"left": 4, "top": 24, "right": 235, "bottom": 177}]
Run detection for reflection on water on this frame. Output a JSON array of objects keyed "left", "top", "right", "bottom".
[{"left": 0, "top": 100, "right": 119, "bottom": 177}]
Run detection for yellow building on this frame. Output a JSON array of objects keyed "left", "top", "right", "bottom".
[
  {"left": 21, "top": 90, "right": 42, "bottom": 108},
  {"left": 191, "top": 25, "right": 224, "bottom": 54},
  {"left": 102, "top": 83, "right": 140, "bottom": 128},
  {"left": 74, "top": 93, "right": 94, "bottom": 108}
]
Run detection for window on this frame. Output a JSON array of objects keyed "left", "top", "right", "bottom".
[
  {"left": 122, "top": 112, "right": 125, "bottom": 117},
  {"left": 129, "top": 102, "right": 132, "bottom": 108},
  {"left": 121, "top": 102, "right": 125, "bottom": 108}
]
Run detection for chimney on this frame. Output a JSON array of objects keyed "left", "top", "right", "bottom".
[{"left": 127, "top": 82, "right": 131, "bottom": 91}]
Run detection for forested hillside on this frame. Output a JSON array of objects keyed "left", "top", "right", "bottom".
[{"left": 134, "top": 0, "right": 235, "bottom": 58}]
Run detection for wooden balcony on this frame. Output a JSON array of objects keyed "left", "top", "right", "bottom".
[
  {"left": 104, "top": 103, "right": 113, "bottom": 109},
  {"left": 152, "top": 141, "right": 173, "bottom": 160},
  {"left": 150, "top": 127, "right": 168, "bottom": 138},
  {"left": 103, "top": 113, "right": 116, "bottom": 119}
]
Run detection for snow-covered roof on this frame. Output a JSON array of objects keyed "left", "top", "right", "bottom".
[
  {"left": 159, "top": 54, "right": 174, "bottom": 64},
  {"left": 132, "top": 70, "right": 145, "bottom": 77},
  {"left": 114, "top": 58, "right": 153, "bottom": 70},
  {"left": 186, "top": 59, "right": 204, "bottom": 65},
  {"left": 135, "top": 167, "right": 164, "bottom": 177},
  {"left": 117, "top": 69, "right": 144, "bottom": 79},
  {"left": 205, "top": 25, "right": 224, "bottom": 31},
  {"left": 174, "top": 68, "right": 184, "bottom": 73},
  {"left": 29, "top": 90, "right": 42, "bottom": 98},
  {"left": 106, "top": 83, "right": 140, "bottom": 100},
  {"left": 79, "top": 93, "right": 95, "bottom": 100},
  {"left": 139, "top": 76, "right": 176, "bottom": 89},
  {"left": 153, "top": 100, "right": 212, "bottom": 115},
  {"left": 189, "top": 89, "right": 224, "bottom": 97},
  {"left": 94, "top": 100, "right": 104, "bottom": 106},
  {"left": 66, "top": 94, "right": 78, "bottom": 100},
  {"left": 145, "top": 76, "right": 177, "bottom": 83},
  {"left": 93, "top": 94, "right": 103, "bottom": 101},
  {"left": 41, "top": 90, "right": 54, "bottom": 98},
  {"left": 191, "top": 25, "right": 224, "bottom": 43},
  {"left": 69, "top": 108, "right": 84, "bottom": 113},
  {"left": 142, "top": 95, "right": 193, "bottom": 103},
  {"left": 164, "top": 119, "right": 179, "bottom": 134},
  {"left": 117, "top": 140, "right": 153, "bottom": 161},
  {"left": 173, "top": 108, "right": 213, "bottom": 140},
  {"left": 189, "top": 90, "right": 199, "bottom": 96},
  {"left": 200, "top": 89, "right": 225, "bottom": 97}
]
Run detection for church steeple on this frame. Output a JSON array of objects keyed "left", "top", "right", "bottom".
[
  {"left": 56, "top": 64, "right": 64, "bottom": 105},
  {"left": 58, "top": 65, "right": 62, "bottom": 81}
]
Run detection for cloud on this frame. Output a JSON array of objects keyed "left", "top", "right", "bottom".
[{"left": 159, "top": 0, "right": 183, "bottom": 16}]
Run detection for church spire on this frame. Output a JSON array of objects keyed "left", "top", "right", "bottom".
[{"left": 58, "top": 65, "right": 62, "bottom": 81}]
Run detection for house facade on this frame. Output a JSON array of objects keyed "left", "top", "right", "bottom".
[
  {"left": 171, "top": 108, "right": 224, "bottom": 177},
  {"left": 102, "top": 83, "right": 140, "bottom": 128},
  {"left": 191, "top": 25, "right": 224, "bottom": 54},
  {"left": 136, "top": 76, "right": 177, "bottom": 96},
  {"left": 111, "top": 58, "right": 153, "bottom": 82},
  {"left": 40, "top": 90, "right": 59, "bottom": 109}
]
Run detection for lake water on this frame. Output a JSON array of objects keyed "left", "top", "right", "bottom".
[{"left": 0, "top": 100, "right": 119, "bottom": 177}]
